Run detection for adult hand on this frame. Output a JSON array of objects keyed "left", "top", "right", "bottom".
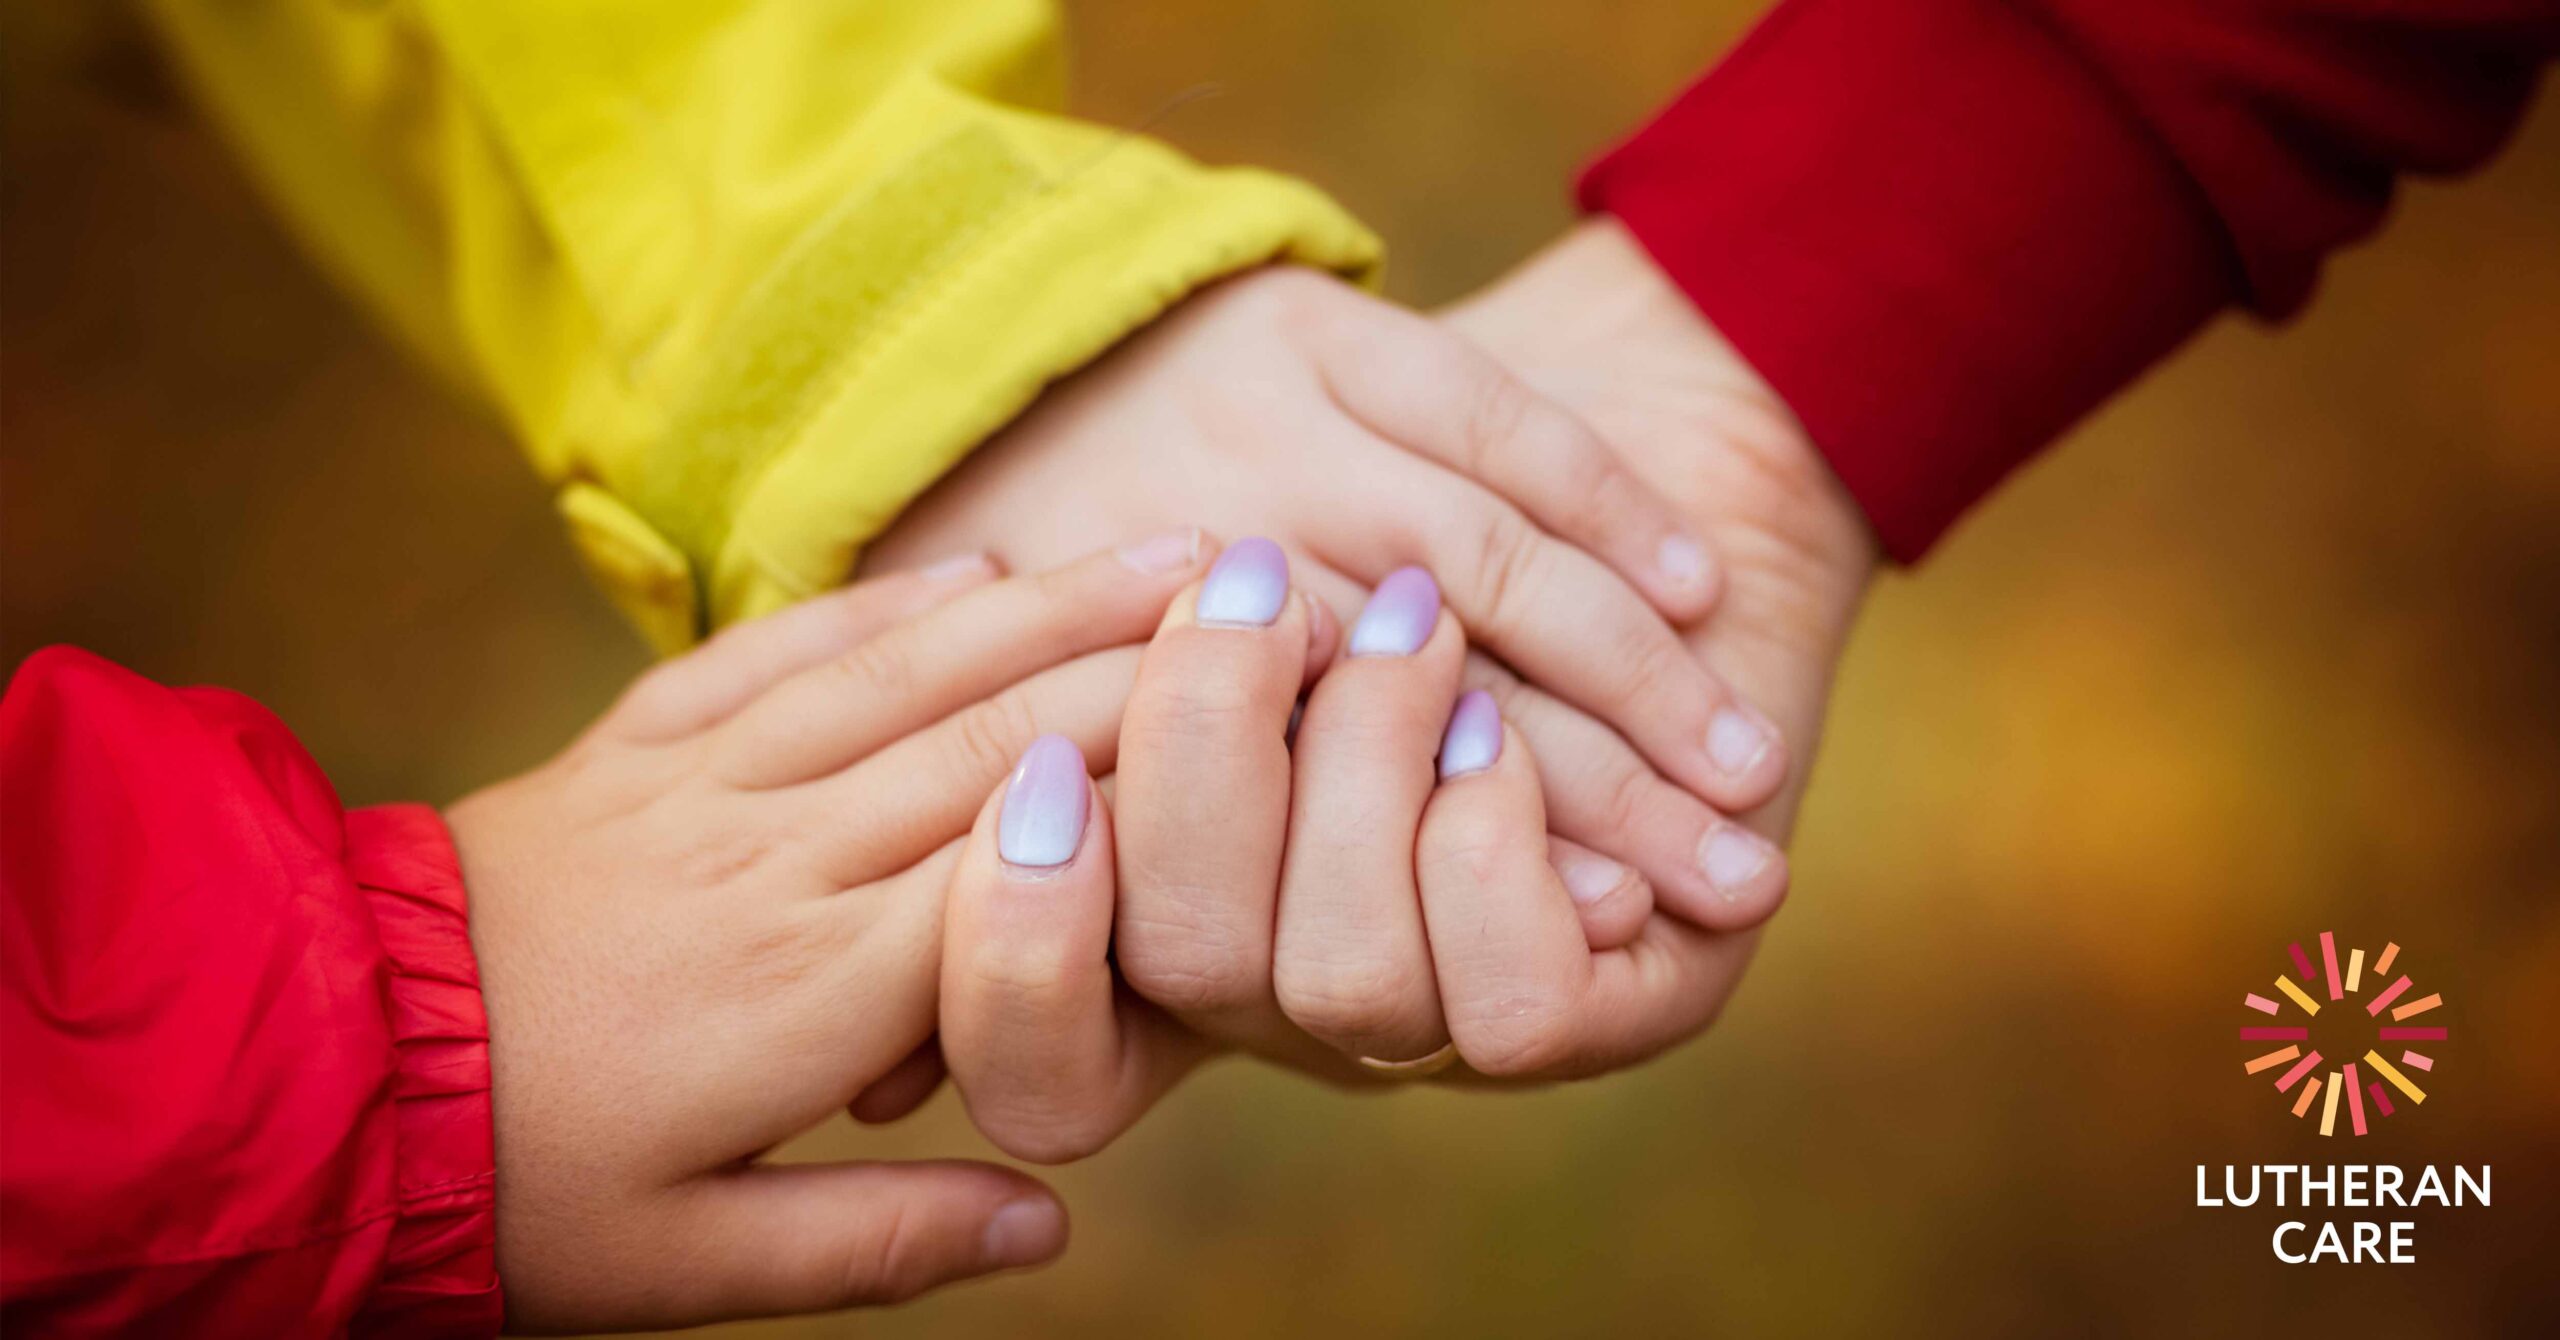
[
  {"left": 444, "top": 537, "right": 1218, "bottom": 1331},
  {"left": 864, "top": 267, "right": 1794, "bottom": 925},
  {"left": 1433, "top": 216, "right": 1884, "bottom": 1060}
]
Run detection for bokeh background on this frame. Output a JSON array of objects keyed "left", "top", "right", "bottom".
[{"left": 6, "top": 2, "right": 2557, "bottom": 1335}]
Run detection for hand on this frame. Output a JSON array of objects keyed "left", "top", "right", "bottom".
[
  {"left": 1434, "top": 216, "right": 1884, "bottom": 1056},
  {"left": 442, "top": 536, "right": 1217, "bottom": 1331},
  {"left": 864, "top": 268, "right": 1794, "bottom": 922},
  {"left": 931, "top": 543, "right": 1764, "bottom": 1166}
]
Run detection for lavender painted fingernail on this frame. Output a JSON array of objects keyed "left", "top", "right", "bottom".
[
  {"left": 1437, "top": 690, "right": 1503, "bottom": 778},
  {"left": 1349, "top": 567, "right": 1439, "bottom": 657},
  {"left": 998, "top": 735, "right": 1089, "bottom": 868},
  {"left": 1196, "top": 536, "right": 1289, "bottom": 626}
]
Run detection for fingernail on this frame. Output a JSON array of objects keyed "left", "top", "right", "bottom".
[
  {"left": 1657, "top": 534, "right": 1712, "bottom": 589},
  {"left": 998, "top": 735, "right": 1089, "bottom": 868},
  {"left": 1557, "top": 850, "right": 1629, "bottom": 906},
  {"left": 1349, "top": 567, "right": 1439, "bottom": 657},
  {"left": 1706, "top": 707, "right": 1774, "bottom": 779},
  {"left": 982, "top": 1196, "right": 1066, "bottom": 1269},
  {"left": 1115, "top": 528, "right": 1204, "bottom": 575},
  {"left": 1195, "top": 536, "right": 1289, "bottom": 626},
  {"left": 921, "top": 551, "right": 998, "bottom": 581},
  {"left": 1436, "top": 690, "right": 1503, "bottom": 778},
  {"left": 1700, "top": 825, "right": 1774, "bottom": 896}
]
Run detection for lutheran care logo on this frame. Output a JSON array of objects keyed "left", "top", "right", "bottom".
[{"left": 2240, "top": 935, "right": 2444, "bottom": 1135}]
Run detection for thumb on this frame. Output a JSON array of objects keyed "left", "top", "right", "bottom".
[{"left": 663, "top": 1160, "right": 1066, "bottom": 1324}]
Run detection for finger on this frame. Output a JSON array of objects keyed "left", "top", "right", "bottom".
[
  {"left": 944, "top": 736, "right": 1209, "bottom": 1163},
  {"left": 1309, "top": 463, "right": 1786, "bottom": 815},
  {"left": 1462, "top": 654, "right": 1789, "bottom": 933},
  {"left": 803, "top": 646, "right": 1144, "bottom": 885},
  {"left": 716, "top": 530, "right": 1211, "bottom": 787},
  {"left": 1414, "top": 701, "right": 1593, "bottom": 1077},
  {"left": 658, "top": 1160, "right": 1065, "bottom": 1325},
  {"left": 1114, "top": 538, "right": 1310, "bottom": 1026},
  {"left": 848, "top": 1039, "right": 947, "bottom": 1125},
  {"left": 1424, "top": 699, "right": 1745, "bottom": 1080},
  {"left": 1547, "top": 835, "right": 1652, "bottom": 952},
  {"left": 1309, "top": 302, "right": 1720, "bottom": 621},
  {"left": 605, "top": 555, "right": 999, "bottom": 742},
  {"left": 1273, "top": 568, "right": 1463, "bottom": 1066}
]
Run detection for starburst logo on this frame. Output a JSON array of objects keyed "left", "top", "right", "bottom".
[{"left": 2240, "top": 935, "right": 2445, "bottom": 1135}]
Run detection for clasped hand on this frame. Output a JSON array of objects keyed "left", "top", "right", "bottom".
[{"left": 446, "top": 236, "right": 1870, "bottom": 1331}]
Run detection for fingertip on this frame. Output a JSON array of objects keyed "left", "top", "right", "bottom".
[
  {"left": 916, "top": 549, "right": 1006, "bottom": 585},
  {"left": 1662, "top": 821, "right": 1789, "bottom": 932},
  {"left": 1549, "top": 839, "right": 1653, "bottom": 951},
  {"left": 1301, "top": 589, "right": 1339, "bottom": 680},
  {"left": 1112, "top": 526, "right": 1215, "bottom": 578},
  {"left": 1648, "top": 531, "right": 1723, "bottom": 624},
  {"left": 996, "top": 735, "right": 1095, "bottom": 872},
  {"left": 1436, "top": 689, "right": 1504, "bottom": 780},
  {"left": 981, "top": 1190, "right": 1069, "bottom": 1271},
  {"left": 1702, "top": 700, "right": 1789, "bottom": 811}
]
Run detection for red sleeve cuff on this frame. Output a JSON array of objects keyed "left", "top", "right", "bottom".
[
  {"left": 1579, "top": 0, "right": 2240, "bottom": 561},
  {"left": 344, "top": 804, "right": 504, "bottom": 1339}
]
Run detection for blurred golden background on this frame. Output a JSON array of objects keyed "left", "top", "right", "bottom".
[{"left": 6, "top": 2, "right": 2557, "bottom": 1335}]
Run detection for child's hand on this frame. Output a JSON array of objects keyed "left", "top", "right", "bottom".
[
  {"left": 863, "top": 268, "right": 1791, "bottom": 922},
  {"left": 931, "top": 541, "right": 1793, "bottom": 1165},
  {"left": 442, "top": 536, "right": 1215, "bottom": 1331}
]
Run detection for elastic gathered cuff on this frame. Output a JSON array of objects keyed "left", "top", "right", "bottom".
[{"left": 343, "top": 804, "right": 503, "bottom": 1339}]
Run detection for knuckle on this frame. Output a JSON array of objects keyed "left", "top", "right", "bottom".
[
  {"left": 829, "top": 633, "right": 920, "bottom": 709},
  {"left": 847, "top": 1199, "right": 929, "bottom": 1304},
  {"left": 1598, "top": 762, "right": 1662, "bottom": 844},
  {"left": 669, "top": 819, "right": 784, "bottom": 893},
  {"left": 1625, "top": 625, "right": 1696, "bottom": 704},
  {"left": 1461, "top": 370, "right": 1537, "bottom": 473},
  {"left": 964, "top": 941, "right": 1078, "bottom": 1003},
  {"left": 1256, "top": 265, "right": 1346, "bottom": 329},
  {"left": 1451, "top": 995, "right": 1579, "bottom": 1079},
  {"left": 1575, "top": 453, "right": 1647, "bottom": 539},
  {"left": 1128, "top": 666, "right": 1271, "bottom": 748},
  {"left": 1117, "top": 911, "right": 1267, "bottom": 1014},
  {"left": 1419, "top": 810, "right": 1518, "bottom": 891},
  {"left": 1457, "top": 509, "right": 1549, "bottom": 636},
  {"left": 607, "top": 661, "right": 694, "bottom": 736},
  {"left": 946, "top": 690, "right": 1039, "bottom": 782},
  {"left": 1274, "top": 952, "right": 1428, "bottom": 1046}
]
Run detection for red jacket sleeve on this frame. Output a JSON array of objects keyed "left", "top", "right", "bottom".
[
  {"left": 1580, "top": 0, "right": 2560, "bottom": 560},
  {"left": 1, "top": 647, "right": 501, "bottom": 1337}
]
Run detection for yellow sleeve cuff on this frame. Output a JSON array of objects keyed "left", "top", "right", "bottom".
[{"left": 565, "top": 100, "right": 1380, "bottom": 648}]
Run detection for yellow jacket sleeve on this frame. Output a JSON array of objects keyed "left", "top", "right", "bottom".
[{"left": 145, "top": 0, "right": 1381, "bottom": 651}]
